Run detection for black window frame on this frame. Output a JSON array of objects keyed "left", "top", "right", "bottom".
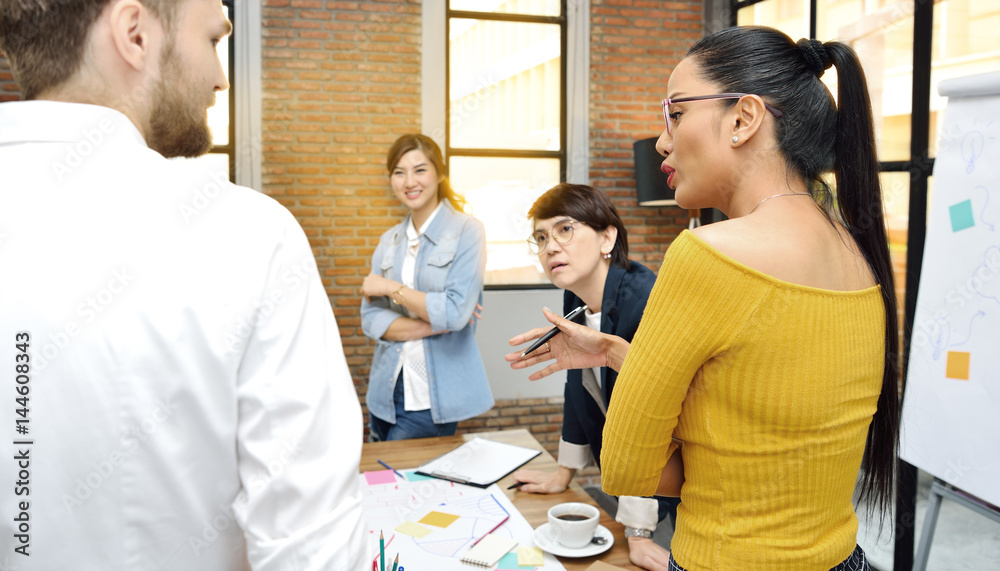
[
  {"left": 445, "top": 0, "right": 569, "bottom": 291},
  {"left": 210, "top": 0, "right": 237, "bottom": 182}
]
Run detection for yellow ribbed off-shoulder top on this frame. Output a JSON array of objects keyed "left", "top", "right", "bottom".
[{"left": 602, "top": 230, "right": 885, "bottom": 571}]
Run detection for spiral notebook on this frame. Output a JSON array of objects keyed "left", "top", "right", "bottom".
[{"left": 459, "top": 533, "right": 517, "bottom": 567}]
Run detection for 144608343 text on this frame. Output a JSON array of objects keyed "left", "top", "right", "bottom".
[{"left": 13, "top": 331, "right": 33, "bottom": 557}]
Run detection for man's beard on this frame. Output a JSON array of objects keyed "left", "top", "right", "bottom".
[{"left": 146, "top": 45, "right": 214, "bottom": 158}]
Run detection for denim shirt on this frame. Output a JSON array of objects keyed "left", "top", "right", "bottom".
[{"left": 361, "top": 203, "right": 494, "bottom": 424}]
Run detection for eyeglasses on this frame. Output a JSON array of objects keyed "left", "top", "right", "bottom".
[
  {"left": 528, "top": 220, "right": 581, "bottom": 254},
  {"left": 662, "top": 93, "right": 783, "bottom": 135}
]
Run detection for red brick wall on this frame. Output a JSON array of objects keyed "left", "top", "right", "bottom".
[
  {"left": 0, "top": 50, "right": 19, "bottom": 102},
  {"left": 589, "top": 0, "right": 702, "bottom": 272},
  {"left": 259, "top": 0, "right": 425, "bottom": 428}
]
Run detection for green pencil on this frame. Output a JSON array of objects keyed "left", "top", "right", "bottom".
[
  {"left": 390, "top": 553, "right": 399, "bottom": 571},
  {"left": 379, "top": 531, "right": 385, "bottom": 571}
]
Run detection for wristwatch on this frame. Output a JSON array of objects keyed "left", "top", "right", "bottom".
[
  {"left": 624, "top": 526, "right": 653, "bottom": 540},
  {"left": 391, "top": 285, "right": 406, "bottom": 305}
]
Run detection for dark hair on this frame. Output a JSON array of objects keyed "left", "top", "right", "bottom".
[
  {"left": 687, "top": 26, "right": 899, "bottom": 519},
  {"left": 0, "top": 0, "right": 175, "bottom": 100},
  {"left": 386, "top": 134, "right": 466, "bottom": 213},
  {"left": 528, "top": 183, "right": 630, "bottom": 269}
]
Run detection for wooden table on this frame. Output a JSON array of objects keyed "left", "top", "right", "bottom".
[{"left": 361, "top": 428, "right": 640, "bottom": 570}]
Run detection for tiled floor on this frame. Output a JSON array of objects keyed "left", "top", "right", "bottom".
[{"left": 586, "top": 469, "right": 1000, "bottom": 570}]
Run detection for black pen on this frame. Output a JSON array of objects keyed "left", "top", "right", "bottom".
[
  {"left": 520, "top": 305, "right": 588, "bottom": 357},
  {"left": 507, "top": 481, "right": 526, "bottom": 490}
]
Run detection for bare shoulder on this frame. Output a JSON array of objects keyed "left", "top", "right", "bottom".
[
  {"left": 691, "top": 215, "right": 876, "bottom": 291},
  {"left": 689, "top": 218, "right": 778, "bottom": 270}
]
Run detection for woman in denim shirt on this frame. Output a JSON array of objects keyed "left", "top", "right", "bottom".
[{"left": 361, "top": 134, "right": 493, "bottom": 440}]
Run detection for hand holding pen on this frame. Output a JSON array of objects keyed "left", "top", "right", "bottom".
[
  {"left": 519, "top": 305, "right": 587, "bottom": 357},
  {"left": 505, "top": 306, "right": 622, "bottom": 381}
]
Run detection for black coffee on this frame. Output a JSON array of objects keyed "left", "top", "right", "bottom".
[{"left": 556, "top": 514, "right": 590, "bottom": 521}]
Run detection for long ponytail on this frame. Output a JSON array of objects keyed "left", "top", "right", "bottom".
[{"left": 825, "top": 41, "right": 900, "bottom": 519}]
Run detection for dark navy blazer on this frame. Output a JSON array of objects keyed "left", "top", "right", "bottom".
[
  {"left": 561, "top": 260, "right": 656, "bottom": 465},
  {"left": 561, "top": 260, "right": 678, "bottom": 523}
]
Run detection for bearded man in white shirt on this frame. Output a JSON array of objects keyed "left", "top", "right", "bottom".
[{"left": 0, "top": 1, "right": 367, "bottom": 569}]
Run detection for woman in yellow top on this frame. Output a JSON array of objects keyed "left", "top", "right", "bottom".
[{"left": 507, "top": 26, "right": 898, "bottom": 570}]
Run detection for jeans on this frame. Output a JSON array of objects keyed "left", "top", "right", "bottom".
[{"left": 369, "top": 372, "right": 458, "bottom": 441}]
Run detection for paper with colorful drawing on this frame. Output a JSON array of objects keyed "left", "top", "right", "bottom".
[{"left": 361, "top": 470, "right": 566, "bottom": 570}]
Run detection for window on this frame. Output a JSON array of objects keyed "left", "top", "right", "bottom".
[
  {"left": 187, "top": 0, "right": 233, "bottom": 180},
  {"left": 444, "top": 0, "right": 569, "bottom": 286},
  {"left": 187, "top": 0, "right": 264, "bottom": 190},
  {"left": 732, "top": 0, "right": 1000, "bottom": 337}
]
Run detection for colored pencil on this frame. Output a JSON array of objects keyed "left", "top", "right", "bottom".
[
  {"left": 470, "top": 495, "right": 511, "bottom": 547},
  {"left": 470, "top": 514, "right": 509, "bottom": 547},
  {"left": 377, "top": 459, "right": 405, "bottom": 480}
]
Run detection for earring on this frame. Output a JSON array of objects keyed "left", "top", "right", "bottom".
[
  {"left": 603, "top": 252, "right": 612, "bottom": 259},
  {"left": 732, "top": 136, "right": 739, "bottom": 144}
]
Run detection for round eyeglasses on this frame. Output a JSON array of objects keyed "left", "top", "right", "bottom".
[
  {"left": 528, "top": 220, "right": 581, "bottom": 254},
  {"left": 662, "top": 93, "right": 783, "bottom": 135}
]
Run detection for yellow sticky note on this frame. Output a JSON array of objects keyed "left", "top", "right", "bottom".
[
  {"left": 419, "top": 510, "right": 460, "bottom": 528},
  {"left": 395, "top": 520, "right": 433, "bottom": 538},
  {"left": 946, "top": 351, "right": 971, "bottom": 380},
  {"left": 518, "top": 546, "right": 544, "bottom": 566}
]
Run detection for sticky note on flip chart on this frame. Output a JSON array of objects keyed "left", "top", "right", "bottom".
[
  {"left": 403, "top": 470, "right": 435, "bottom": 482},
  {"left": 364, "top": 470, "right": 397, "bottom": 486},
  {"left": 497, "top": 552, "right": 536, "bottom": 570},
  {"left": 419, "top": 511, "right": 460, "bottom": 528},
  {"left": 949, "top": 200, "right": 975, "bottom": 232},
  {"left": 517, "top": 546, "right": 544, "bottom": 565},
  {"left": 946, "top": 351, "right": 971, "bottom": 380},
  {"left": 395, "top": 521, "right": 433, "bottom": 538}
]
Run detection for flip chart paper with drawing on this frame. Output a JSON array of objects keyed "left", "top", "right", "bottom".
[
  {"left": 901, "top": 71, "right": 1000, "bottom": 505},
  {"left": 361, "top": 474, "right": 565, "bottom": 570}
]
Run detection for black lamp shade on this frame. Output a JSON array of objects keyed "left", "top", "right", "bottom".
[{"left": 633, "top": 137, "right": 676, "bottom": 206}]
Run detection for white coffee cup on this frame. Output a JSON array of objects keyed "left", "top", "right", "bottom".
[{"left": 547, "top": 502, "right": 599, "bottom": 549}]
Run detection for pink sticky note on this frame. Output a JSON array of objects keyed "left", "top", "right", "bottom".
[{"left": 364, "top": 470, "right": 398, "bottom": 485}]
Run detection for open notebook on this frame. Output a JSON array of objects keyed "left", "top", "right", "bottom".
[
  {"left": 459, "top": 533, "right": 517, "bottom": 567},
  {"left": 415, "top": 438, "right": 541, "bottom": 487}
]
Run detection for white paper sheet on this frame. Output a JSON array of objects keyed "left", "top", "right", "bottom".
[
  {"left": 901, "top": 71, "right": 1000, "bottom": 506},
  {"left": 361, "top": 474, "right": 566, "bottom": 570}
]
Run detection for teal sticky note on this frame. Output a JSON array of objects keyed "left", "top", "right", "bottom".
[
  {"left": 497, "top": 552, "right": 535, "bottom": 570},
  {"left": 950, "top": 200, "right": 975, "bottom": 232},
  {"left": 404, "top": 470, "right": 436, "bottom": 482}
]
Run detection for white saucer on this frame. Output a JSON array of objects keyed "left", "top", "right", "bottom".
[{"left": 532, "top": 523, "right": 614, "bottom": 558}]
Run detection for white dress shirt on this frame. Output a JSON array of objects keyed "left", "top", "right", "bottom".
[
  {"left": 395, "top": 204, "right": 442, "bottom": 411},
  {"left": 0, "top": 102, "right": 366, "bottom": 570}
]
